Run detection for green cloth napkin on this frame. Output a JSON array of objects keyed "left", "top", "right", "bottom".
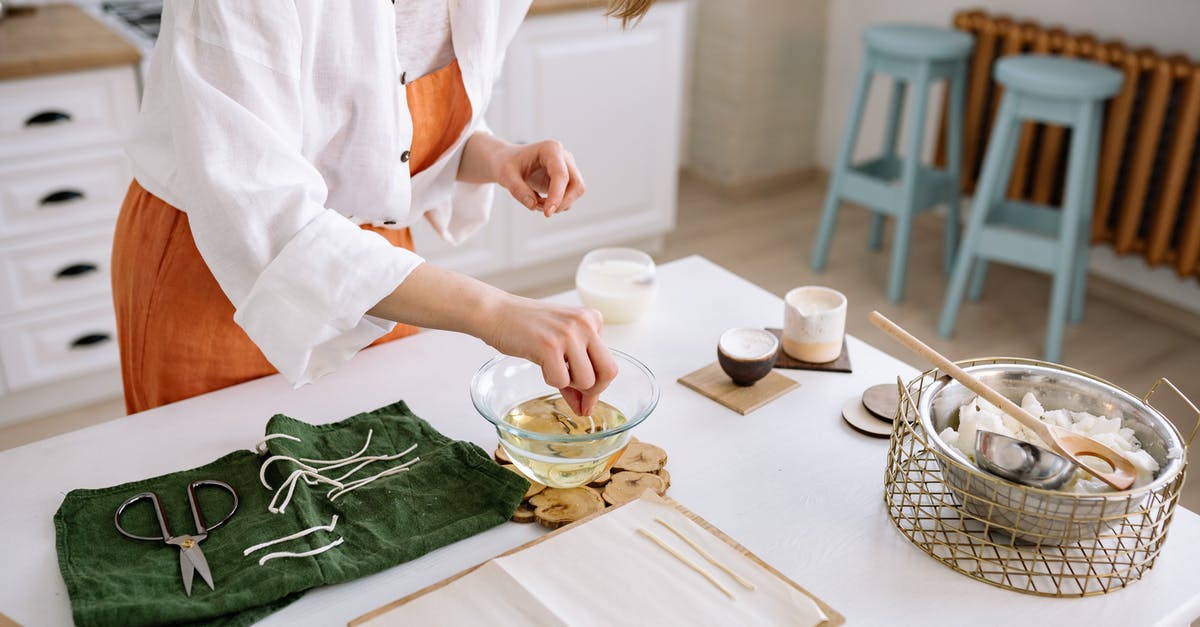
[{"left": 54, "top": 401, "right": 528, "bottom": 627}]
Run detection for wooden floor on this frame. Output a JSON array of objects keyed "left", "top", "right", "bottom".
[{"left": 6, "top": 174, "right": 1200, "bottom": 512}]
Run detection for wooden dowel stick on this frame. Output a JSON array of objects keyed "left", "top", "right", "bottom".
[
  {"left": 637, "top": 528, "right": 735, "bottom": 600},
  {"left": 868, "top": 310, "right": 1136, "bottom": 490},
  {"left": 655, "top": 518, "right": 755, "bottom": 590},
  {"left": 868, "top": 311, "right": 1054, "bottom": 443}
]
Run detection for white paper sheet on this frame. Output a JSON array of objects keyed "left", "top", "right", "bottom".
[{"left": 359, "top": 495, "right": 830, "bottom": 626}]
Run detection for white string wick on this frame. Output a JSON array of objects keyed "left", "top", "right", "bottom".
[
  {"left": 242, "top": 514, "right": 340, "bottom": 556},
  {"left": 257, "top": 536, "right": 345, "bottom": 566},
  {"left": 299, "top": 429, "right": 374, "bottom": 465},
  {"left": 327, "top": 457, "right": 421, "bottom": 501},
  {"left": 268, "top": 469, "right": 343, "bottom": 514},
  {"left": 260, "top": 456, "right": 320, "bottom": 490},
  {"left": 321, "top": 443, "right": 420, "bottom": 483},
  {"left": 251, "top": 433, "right": 302, "bottom": 455}
]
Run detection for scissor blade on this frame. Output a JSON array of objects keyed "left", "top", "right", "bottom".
[
  {"left": 179, "top": 548, "right": 194, "bottom": 597},
  {"left": 184, "top": 545, "right": 215, "bottom": 591}
]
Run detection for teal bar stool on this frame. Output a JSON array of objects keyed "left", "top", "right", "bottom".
[
  {"left": 812, "top": 24, "right": 973, "bottom": 303},
  {"left": 938, "top": 55, "right": 1123, "bottom": 363}
]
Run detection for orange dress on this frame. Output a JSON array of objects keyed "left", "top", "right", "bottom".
[{"left": 112, "top": 60, "right": 474, "bottom": 414}]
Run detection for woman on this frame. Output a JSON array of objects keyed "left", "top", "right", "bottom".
[{"left": 112, "top": 1, "right": 652, "bottom": 415}]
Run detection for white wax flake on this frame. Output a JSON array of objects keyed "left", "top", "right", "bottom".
[{"left": 942, "top": 392, "right": 1159, "bottom": 493}]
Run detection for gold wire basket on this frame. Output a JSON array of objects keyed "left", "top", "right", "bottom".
[{"left": 884, "top": 357, "right": 1198, "bottom": 597}]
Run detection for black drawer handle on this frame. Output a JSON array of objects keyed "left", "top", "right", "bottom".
[
  {"left": 40, "top": 189, "right": 85, "bottom": 206},
  {"left": 24, "top": 110, "right": 73, "bottom": 126},
  {"left": 70, "top": 332, "right": 112, "bottom": 349},
  {"left": 55, "top": 262, "right": 99, "bottom": 279}
]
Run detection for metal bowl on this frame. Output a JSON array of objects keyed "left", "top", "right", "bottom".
[{"left": 914, "top": 361, "right": 1186, "bottom": 544}]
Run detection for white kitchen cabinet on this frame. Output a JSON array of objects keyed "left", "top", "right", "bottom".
[
  {"left": 416, "top": 1, "right": 687, "bottom": 280},
  {"left": 0, "top": 65, "right": 138, "bottom": 426}
]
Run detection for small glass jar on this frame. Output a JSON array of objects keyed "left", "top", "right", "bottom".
[{"left": 574, "top": 248, "right": 658, "bottom": 324}]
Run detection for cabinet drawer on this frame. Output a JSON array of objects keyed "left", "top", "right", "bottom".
[
  {"left": 0, "top": 302, "right": 119, "bottom": 391},
  {"left": 0, "top": 66, "right": 139, "bottom": 161},
  {"left": 0, "top": 149, "right": 130, "bottom": 239},
  {"left": 0, "top": 228, "right": 114, "bottom": 316}
]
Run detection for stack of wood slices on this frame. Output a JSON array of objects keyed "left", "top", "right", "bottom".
[{"left": 495, "top": 438, "right": 671, "bottom": 528}]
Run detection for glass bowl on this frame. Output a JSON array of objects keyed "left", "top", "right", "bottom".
[
  {"left": 470, "top": 349, "right": 659, "bottom": 488},
  {"left": 575, "top": 248, "right": 658, "bottom": 324}
]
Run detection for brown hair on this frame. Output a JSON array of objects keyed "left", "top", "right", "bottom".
[{"left": 606, "top": 0, "right": 655, "bottom": 27}]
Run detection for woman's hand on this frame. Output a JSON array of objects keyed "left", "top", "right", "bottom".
[
  {"left": 492, "top": 140, "right": 586, "bottom": 217},
  {"left": 458, "top": 133, "right": 586, "bottom": 218},
  {"left": 483, "top": 295, "right": 617, "bottom": 416}
]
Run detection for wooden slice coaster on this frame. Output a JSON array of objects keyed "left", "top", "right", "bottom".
[
  {"left": 861, "top": 383, "right": 902, "bottom": 422},
  {"left": 841, "top": 397, "right": 892, "bottom": 438},
  {"left": 602, "top": 471, "right": 667, "bottom": 506},
  {"left": 587, "top": 469, "right": 612, "bottom": 488},
  {"left": 502, "top": 439, "right": 674, "bottom": 526},
  {"left": 528, "top": 487, "right": 605, "bottom": 529},
  {"left": 612, "top": 441, "right": 667, "bottom": 473},
  {"left": 493, "top": 445, "right": 512, "bottom": 464},
  {"left": 510, "top": 502, "right": 536, "bottom": 524},
  {"left": 501, "top": 464, "right": 546, "bottom": 499}
]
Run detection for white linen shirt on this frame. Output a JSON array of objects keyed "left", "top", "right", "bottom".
[{"left": 125, "top": 1, "right": 530, "bottom": 387}]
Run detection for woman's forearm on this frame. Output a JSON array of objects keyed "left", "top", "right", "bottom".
[
  {"left": 366, "top": 262, "right": 617, "bottom": 415},
  {"left": 367, "top": 262, "right": 507, "bottom": 340},
  {"left": 457, "top": 131, "right": 512, "bottom": 184}
]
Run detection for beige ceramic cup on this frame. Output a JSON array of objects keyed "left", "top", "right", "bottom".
[{"left": 782, "top": 286, "right": 847, "bottom": 363}]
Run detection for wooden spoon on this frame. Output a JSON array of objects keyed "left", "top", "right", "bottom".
[{"left": 869, "top": 311, "right": 1136, "bottom": 490}]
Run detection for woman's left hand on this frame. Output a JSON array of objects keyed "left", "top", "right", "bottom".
[{"left": 494, "top": 140, "right": 586, "bottom": 217}]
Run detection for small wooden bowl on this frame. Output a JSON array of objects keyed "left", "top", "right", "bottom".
[{"left": 717, "top": 328, "right": 779, "bottom": 386}]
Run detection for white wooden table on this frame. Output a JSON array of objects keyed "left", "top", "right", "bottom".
[{"left": 1, "top": 256, "right": 1197, "bottom": 626}]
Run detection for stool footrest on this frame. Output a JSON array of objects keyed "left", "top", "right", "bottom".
[
  {"left": 841, "top": 157, "right": 957, "bottom": 215},
  {"left": 985, "top": 200, "right": 1065, "bottom": 239},
  {"left": 975, "top": 228, "right": 1058, "bottom": 273}
]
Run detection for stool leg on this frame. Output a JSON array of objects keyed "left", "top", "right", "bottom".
[
  {"left": 1070, "top": 106, "right": 1103, "bottom": 325},
  {"left": 887, "top": 64, "right": 931, "bottom": 303},
  {"left": 870, "top": 79, "right": 907, "bottom": 252},
  {"left": 967, "top": 260, "right": 988, "bottom": 301},
  {"left": 943, "top": 60, "right": 967, "bottom": 275},
  {"left": 966, "top": 104, "right": 1021, "bottom": 303},
  {"left": 813, "top": 60, "right": 874, "bottom": 271},
  {"left": 940, "top": 95, "right": 1019, "bottom": 337},
  {"left": 1046, "top": 103, "right": 1098, "bottom": 363}
]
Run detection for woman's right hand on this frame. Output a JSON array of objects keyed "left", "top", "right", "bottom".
[{"left": 483, "top": 295, "right": 618, "bottom": 416}]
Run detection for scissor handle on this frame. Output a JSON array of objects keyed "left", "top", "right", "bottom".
[
  {"left": 114, "top": 491, "right": 173, "bottom": 542},
  {"left": 113, "top": 480, "right": 238, "bottom": 542},
  {"left": 186, "top": 479, "right": 239, "bottom": 534}
]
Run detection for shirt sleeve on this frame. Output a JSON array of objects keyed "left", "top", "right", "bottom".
[
  {"left": 161, "top": 2, "right": 422, "bottom": 386},
  {"left": 414, "top": 117, "right": 497, "bottom": 246},
  {"left": 414, "top": 0, "right": 530, "bottom": 245}
]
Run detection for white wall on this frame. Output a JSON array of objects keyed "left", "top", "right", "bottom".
[
  {"left": 687, "top": 0, "right": 827, "bottom": 188},
  {"left": 816, "top": 0, "right": 1200, "bottom": 312}
]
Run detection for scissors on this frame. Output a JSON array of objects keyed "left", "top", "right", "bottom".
[{"left": 113, "top": 479, "right": 239, "bottom": 596}]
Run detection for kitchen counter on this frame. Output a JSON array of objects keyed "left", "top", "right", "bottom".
[
  {"left": 0, "top": 4, "right": 140, "bottom": 80},
  {"left": 528, "top": 0, "right": 605, "bottom": 16},
  {"left": 1, "top": 256, "right": 1198, "bottom": 625}
]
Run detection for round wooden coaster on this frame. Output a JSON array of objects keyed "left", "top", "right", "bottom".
[
  {"left": 862, "top": 383, "right": 901, "bottom": 422},
  {"left": 842, "top": 397, "right": 893, "bottom": 438}
]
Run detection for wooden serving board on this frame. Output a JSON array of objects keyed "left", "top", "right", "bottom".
[{"left": 350, "top": 492, "right": 844, "bottom": 626}]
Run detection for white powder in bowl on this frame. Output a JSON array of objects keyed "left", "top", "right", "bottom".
[
  {"left": 938, "top": 392, "right": 1159, "bottom": 493},
  {"left": 718, "top": 328, "right": 778, "bottom": 360}
]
